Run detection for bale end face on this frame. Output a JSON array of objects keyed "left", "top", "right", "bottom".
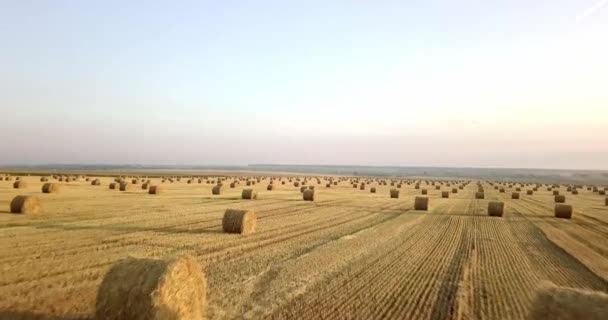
[
  {"left": 10, "top": 195, "right": 41, "bottom": 214},
  {"left": 222, "top": 209, "right": 256, "bottom": 234},
  {"left": 488, "top": 201, "right": 505, "bottom": 217},
  {"left": 526, "top": 284, "right": 608, "bottom": 320},
  {"left": 414, "top": 197, "right": 429, "bottom": 210},
  {"left": 95, "top": 256, "right": 206, "bottom": 320},
  {"left": 554, "top": 204, "right": 572, "bottom": 219},
  {"left": 303, "top": 189, "right": 315, "bottom": 201}
]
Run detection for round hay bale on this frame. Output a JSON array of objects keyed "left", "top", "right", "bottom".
[
  {"left": 414, "top": 196, "right": 429, "bottom": 210},
  {"left": 421, "top": 189, "right": 428, "bottom": 195},
  {"left": 95, "top": 255, "right": 206, "bottom": 320},
  {"left": 149, "top": 185, "right": 163, "bottom": 194},
  {"left": 40, "top": 177, "right": 48, "bottom": 182},
  {"left": 141, "top": 182, "right": 150, "bottom": 190},
  {"left": 267, "top": 184, "right": 274, "bottom": 191},
  {"left": 42, "top": 183, "right": 60, "bottom": 194},
  {"left": 512, "top": 192, "right": 520, "bottom": 199},
  {"left": 222, "top": 209, "right": 256, "bottom": 234},
  {"left": 572, "top": 189, "right": 579, "bottom": 195},
  {"left": 605, "top": 197, "right": 608, "bottom": 206},
  {"left": 242, "top": 189, "right": 257, "bottom": 200},
  {"left": 131, "top": 179, "right": 138, "bottom": 184},
  {"left": 441, "top": 191, "right": 449, "bottom": 198},
  {"left": 370, "top": 187, "right": 376, "bottom": 193},
  {"left": 553, "top": 190, "right": 560, "bottom": 196},
  {"left": 526, "top": 283, "right": 608, "bottom": 320},
  {"left": 13, "top": 181, "right": 27, "bottom": 189},
  {"left": 212, "top": 185, "right": 222, "bottom": 195},
  {"left": 10, "top": 195, "right": 41, "bottom": 214},
  {"left": 91, "top": 179, "right": 101, "bottom": 186},
  {"left": 390, "top": 189, "right": 399, "bottom": 199},
  {"left": 435, "top": 185, "right": 441, "bottom": 190},
  {"left": 526, "top": 190, "right": 534, "bottom": 195},
  {"left": 452, "top": 188, "right": 458, "bottom": 194},
  {"left": 599, "top": 190, "right": 606, "bottom": 195},
  {"left": 554, "top": 204, "right": 572, "bottom": 219},
  {"left": 294, "top": 182, "right": 300, "bottom": 187},
  {"left": 300, "top": 186, "right": 306, "bottom": 193},
  {"left": 119, "top": 182, "right": 129, "bottom": 191},
  {"left": 488, "top": 201, "right": 504, "bottom": 217},
  {"left": 303, "top": 189, "right": 315, "bottom": 201},
  {"left": 326, "top": 183, "right": 331, "bottom": 188},
  {"left": 109, "top": 182, "right": 119, "bottom": 190},
  {"left": 475, "top": 192, "right": 485, "bottom": 199},
  {"left": 554, "top": 195, "right": 566, "bottom": 203}
]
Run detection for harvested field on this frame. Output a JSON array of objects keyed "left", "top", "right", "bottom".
[{"left": 0, "top": 174, "right": 607, "bottom": 320}]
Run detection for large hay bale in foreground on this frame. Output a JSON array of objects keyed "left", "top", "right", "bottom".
[
  {"left": 475, "top": 192, "right": 485, "bottom": 199},
  {"left": 42, "top": 183, "right": 60, "bottom": 194},
  {"left": 303, "top": 189, "right": 315, "bottom": 201},
  {"left": 13, "top": 181, "right": 27, "bottom": 189},
  {"left": 554, "top": 204, "right": 572, "bottom": 219},
  {"left": 242, "top": 189, "right": 257, "bottom": 200},
  {"left": 390, "top": 189, "right": 399, "bottom": 199},
  {"left": 526, "top": 284, "right": 608, "bottom": 320},
  {"left": 10, "top": 195, "right": 41, "bottom": 214},
  {"left": 414, "top": 197, "right": 429, "bottom": 210},
  {"left": 95, "top": 256, "right": 206, "bottom": 320},
  {"left": 554, "top": 195, "right": 566, "bottom": 203},
  {"left": 222, "top": 209, "right": 256, "bottom": 234},
  {"left": 488, "top": 201, "right": 504, "bottom": 217},
  {"left": 212, "top": 185, "right": 222, "bottom": 195},
  {"left": 149, "top": 185, "right": 163, "bottom": 194}
]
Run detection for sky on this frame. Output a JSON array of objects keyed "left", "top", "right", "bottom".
[{"left": 1, "top": 0, "right": 607, "bottom": 169}]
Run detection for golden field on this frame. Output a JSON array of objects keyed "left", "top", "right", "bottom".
[{"left": 0, "top": 174, "right": 607, "bottom": 319}]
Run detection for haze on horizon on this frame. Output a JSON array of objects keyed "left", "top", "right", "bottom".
[{"left": 1, "top": 1, "right": 607, "bottom": 170}]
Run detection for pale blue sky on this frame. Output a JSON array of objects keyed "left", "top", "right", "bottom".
[{"left": 1, "top": 1, "right": 607, "bottom": 169}]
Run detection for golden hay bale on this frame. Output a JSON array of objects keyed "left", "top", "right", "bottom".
[
  {"left": 10, "top": 195, "right": 41, "bottom": 214},
  {"left": 415, "top": 184, "right": 420, "bottom": 189},
  {"left": 526, "top": 284, "right": 608, "bottom": 320},
  {"left": 42, "top": 183, "right": 60, "bottom": 194},
  {"left": 554, "top": 204, "right": 572, "bottom": 219},
  {"left": 571, "top": 189, "right": 579, "bottom": 195},
  {"left": 435, "top": 185, "right": 441, "bottom": 190},
  {"left": 605, "top": 197, "right": 608, "bottom": 206},
  {"left": 40, "top": 177, "right": 48, "bottom": 182},
  {"left": 222, "top": 209, "right": 256, "bottom": 234},
  {"left": 488, "top": 201, "right": 504, "bottom": 217},
  {"left": 441, "top": 191, "right": 449, "bottom": 198},
  {"left": 370, "top": 187, "right": 376, "bottom": 193},
  {"left": 303, "top": 189, "right": 315, "bottom": 201},
  {"left": 132, "top": 179, "right": 138, "bottom": 184},
  {"left": 452, "top": 188, "right": 458, "bottom": 194},
  {"left": 390, "top": 189, "right": 399, "bottom": 199},
  {"left": 91, "top": 179, "right": 101, "bottom": 186},
  {"left": 267, "top": 184, "right": 274, "bottom": 191},
  {"left": 293, "top": 182, "right": 300, "bottom": 187},
  {"left": 554, "top": 195, "right": 566, "bottom": 203},
  {"left": 599, "top": 190, "right": 606, "bottom": 195},
  {"left": 242, "top": 189, "right": 257, "bottom": 200},
  {"left": 516, "top": 187, "right": 521, "bottom": 191},
  {"left": 95, "top": 255, "right": 206, "bottom": 320},
  {"left": 553, "top": 190, "right": 560, "bottom": 196},
  {"left": 119, "top": 182, "right": 129, "bottom": 191},
  {"left": 421, "top": 189, "right": 428, "bottom": 195},
  {"left": 149, "top": 185, "right": 163, "bottom": 195},
  {"left": 475, "top": 192, "right": 485, "bottom": 199},
  {"left": 499, "top": 188, "right": 505, "bottom": 193},
  {"left": 141, "top": 183, "right": 149, "bottom": 190},
  {"left": 512, "top": 192, "right": 520, "bottom": 199},
  {"left": 414, "top": 196, "right": 429, "bottom": 210},
  {"left": 526, "top": 190, "right": 534, "bottom": 195},
  {"left": 109, "top": 182, "right": 119, "bottom": 190},
  {"left": 13, "top": 181, "right": 28, "bottom": 189},
  {"left": 300, "top": 186, "right": 307, "bottom": 193},
  {"left": 326, "top": 183, "right": 331, "bottom": 188},
  {"left": 360, "top": 184, "right": 365, "bottom": 190},
  {"left": 212, "top": 185, "right": 222, "bottom": 195}
]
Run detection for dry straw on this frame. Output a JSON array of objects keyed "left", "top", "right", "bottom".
[
  {"left": 149, "top": 185, "right": 163, "bottom": 194},
  {"left": 526, "top": 283, "right": 608, "bottom": 320},
  {"left": 10, "top": 195, "right": 41, "bottom": 214},
  {"left": 109, "top": 182, "right": 119, "bottom": 190},
  {"left": 488, "top": 202, "right": 504, "bottom": 217},
  {"left": 42, "top": 183, "right": 60, "bottom": 194},
  {"left": 242, "top": 189, "right": 257, "bottom": 200},
  {"left": 222, "top": 209, "right": 256, "bottom": 234},
  {"left": 554, "top": 204, "right": 572, "bottom": 219},
  {"left": 95, "top": 256, "right": 206, "bottom": 320},
  {"left": 13, "top": 181, "right": 27, "bottom": 189}
]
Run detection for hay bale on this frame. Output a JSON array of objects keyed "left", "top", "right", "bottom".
[
  {"left": 488, "top": 201, "right": 504, "bottom": 217},
  {"left": 149, "top": 185, "right": 163, "bottom": 194},
  {"left": 435, "top": 185, "right": 440, "bottom": 190},
  {"left": 42, "top": 183, "right": 60, "bottom": 193},
  {"left": 300, "top": 186, "right": 306, "bottom": 193},
  {"left": 230, "top": 182, "right": 236, "bottom": 188},
  {"left": 95, "top": 255, "right": 206, "bottom": 320},
  {"left": 553, "top": 190, "right": 559, "bottom": 196},
  {"left": 605, "top": 197, "right": 608, "bottom": 206},
  {"left": 526, "top": 284, "right": 608, "bottom": 320},
  {"left": 554, "top": 195, "right": 566, "bottom": 203},
  {"left": 414, "top": 196, "right": 429, "bottom": 210},
  {"left": 527, "top": 190, "right": 534, "bottom": 195},
  {"left": 119, "top": 182, "right": 129, "bottom": 191},
  {"left": 109, "top": 182, "right": 119, "bottom": 190},
  {"left": 212, "top": 185, "right": 222, "bottom": 195},
  {"left": 421, "top": 189, "right": 428, "bottom": 195},
  {"left": 303, "top": 189, "right": 315, "bottom": 201},
  {"left": 10, "top": 195, "right": 41, "bottom": 214},
  {"left": 266, "top": 184, "right": 274, "bottom": 191},
  {"left": 599, "top": 190, "right": 606, "bottom": 195},
  {"left": 91, "top": 179, "right": 101, "bottom": 186},
  {"left": 499, "top": 188, "right": 505, "bottom": 193},
  {"left": 441, "top": 191, "right": 449, "bottom": 198},
  {"left": 132, "top": 179, "right": 138, "bottom": 184},
  {"left": 475, "top": 192, "right": 485, "bottom": 199},
  {"left": 242, "top": 189, "right": 257, "bottom": 200},
  {"left": 572, "top": 189, "right": 579, "bottom": 195},
  {"left": 512, "top": 192, "right": 520, "bottom": 199},
  {"left": 370, "top": 187, "right": 376, "bottom": 193},
  {"left": 390, "top": 189, "right": 399, "bottom": 199},
  {"left": 13, "top": 181, "right": 27, "bottom": 189},
  {"left": 554, "top": 204, "right": 572, "bottom": 219},
  {"left": 222, "top": 209, "right": 256, "bottom": 234},
  {"left": 452, "top": 188, "right": 458, "bottom": 194}
]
